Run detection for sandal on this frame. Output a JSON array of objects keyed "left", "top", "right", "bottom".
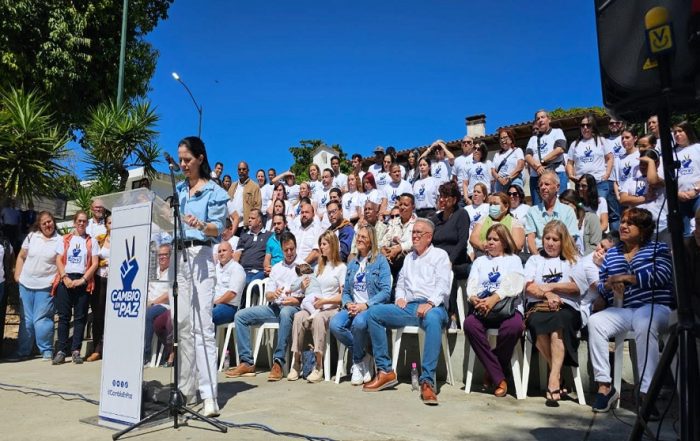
[{"left": 546, "top": 388, "right": 561, "bottom": 407}]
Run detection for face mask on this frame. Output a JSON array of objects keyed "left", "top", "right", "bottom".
[{"left": 489, "top": 205, "right": 502, "bottom": 218}]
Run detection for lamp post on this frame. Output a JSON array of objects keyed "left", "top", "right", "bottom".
[
  {"left": 171, "top": 72, "right": 203, "bottom": 137},
  {"left": 116, "top": 0, "right": 129, "bottom": 106}
]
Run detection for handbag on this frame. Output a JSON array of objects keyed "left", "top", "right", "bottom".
[
  {"left": 300, "top": 346, "right": 316, "bottom": 379},
  {"left": 477, "top": 295, "right": 518, "bottom": 327},
  {"left": 524, "top": 301, "right": 560, "bottom": 323}
]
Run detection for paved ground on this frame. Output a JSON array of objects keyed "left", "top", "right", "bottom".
[{"left": 0, "top": 353, "right": 679, "bottom": 441}]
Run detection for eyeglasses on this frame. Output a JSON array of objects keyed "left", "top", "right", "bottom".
[
  {"left": 327, "top": 208, "right": 339, "bottom": 216},
  {"left": 507, "top": 192, "right": 520, "bottom": 197},
  {"left": 580, "top": 123, "right": 592, "bottom": 128},
  {"left": 238, "top": 168, "right": 248, "bottom": 171},
  {"left": 463, "top": 140, "right": 474, "bottom": 144},
  {"left": 157, "top": 253, "right": 170, "bottom": 258},
  {"left": 499, "top": 137, "right": 510, "bottom": 142},
  {"left": 411, "top": 230, "right": 429, "bottom": 237},
  {"left": 390, "top": 214, "right": 400, "bottom": 219},
  {"left": 609, "top": 121, "right": 622, "bottom": 125}
]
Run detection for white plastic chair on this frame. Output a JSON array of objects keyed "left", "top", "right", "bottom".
[
  {"left": 149, "top": 334, "right": 164, "bottom": 368},
  {"left": 521, "top": 330, "right": 586, "bottom": 405},
  {"left": 252, "top": 278, "right": 290, "bottom": 367},
  {"left": 216, "top": 278, "right": 263, "bottom": 371},
  {"left": 390, "top": 273, "right": 455, "bottom": 385},
  {"left": 461, "top": 281, "right": 525, "bottom": 399}
]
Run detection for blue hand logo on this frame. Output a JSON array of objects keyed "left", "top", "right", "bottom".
[
  {"left": 542, "top": 268, "right": 562, "bottom": 283},
  {"left": 487, "top": 267, "right": 501, "bottom": 283},
  {"left": 475, "top": 166, "right": 483, "bottom": 176},
  {"left": 622, "top": 164, "right": 631, "bottom": 178},
  {"left": 356, "top": 272, "right": 365, "bottom": 283},
  {"left": 635, "top": 182, "right": 647, "bottom": 196},
  {"left": 72, "top": 244, "right": 81, "bottom": 257},
  {"left": 473, "top": 213, "right": 482, "bottom": 222},
  {"left": 418, "top": 186, "right": 425, "bottom": 196},
  {"left": 391, "top": 190, "right": 398, "bottom": 202},
  {"left": 120, "top": 237, "right": 139, "bottom": 291},
  {"left": 681, "top": 156, "right": 692, "bottom": 169},
  {"left": 321, "top": 195, "right": 328, "bottom": 204},
  {"left": 614, "top": 144, "right": 622, "bottom": 154},
  {"left": 435, "top": 165, "right": 442, "bottom": 175},
  {"left": 539, "top": 141, "right": 548, "bottom": 152},
  {"left": 584, "top": 146, "right": 593, "bottom": 157},
  {"left": 345, "top": 199, "right": 352, "bottom": 209}
]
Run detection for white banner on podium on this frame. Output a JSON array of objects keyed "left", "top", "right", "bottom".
[{"left": 98, "top": 202, "right": 152, "bottom": 427}]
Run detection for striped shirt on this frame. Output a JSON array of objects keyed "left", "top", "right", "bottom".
[{"left": 597, "top": 241, "right": 675, "bottom": 309}]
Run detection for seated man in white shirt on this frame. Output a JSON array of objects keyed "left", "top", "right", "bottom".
[
  {"left": 363, "top": 218, "right": 452, "bottom": 405},
  {"left": 212, "top": 241, "right": 246, "bottom": 326},
  {"left": 225, "top": 232, "right": 304, "bottom": 381}
]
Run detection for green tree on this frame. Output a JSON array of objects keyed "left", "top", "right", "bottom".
[
  {"left": 0, "top": 0, "right": 173, "bottom": 129},
  {"left": 81, "top": 99, "right": 160, "bottom": 191},
  {"left": 288, "top": 139, "right": 351, "bottom": 182},
  {"left": 0, "top": 87, "right": 70, "bottom": 203},
  {"left": 548, "top": 106, "right": 607, "bottom": 119}
]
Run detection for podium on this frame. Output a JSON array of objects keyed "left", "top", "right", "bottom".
[{"left": 95, "top": 188, "right": 173, "bottom": 428}]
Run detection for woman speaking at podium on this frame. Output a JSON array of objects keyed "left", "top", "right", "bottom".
[{"left": 176, "top": 136, "right": 229, "bottom": 417}]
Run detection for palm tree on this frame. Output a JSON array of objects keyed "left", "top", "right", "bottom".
[
  {"left": 0, "top": 87, "right": 70, "bottom": 203},
  {"left": 81, "top": 100, "right": 160, "bottom": 191}
]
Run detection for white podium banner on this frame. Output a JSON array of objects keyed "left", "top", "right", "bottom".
[{"left": 98, "top": 202, "right": 152, "bottom": 427}]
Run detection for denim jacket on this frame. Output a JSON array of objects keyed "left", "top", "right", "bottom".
[{"left": 341, "top": 253, "right": 391, "bottom": 308}]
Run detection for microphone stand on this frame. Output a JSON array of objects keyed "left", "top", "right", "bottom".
[
  {"left": 627, "top": 33, "right": 698, "bottom": 441},
  {"left": 113, "top": 163, "right": 227, "bottom": 439}
]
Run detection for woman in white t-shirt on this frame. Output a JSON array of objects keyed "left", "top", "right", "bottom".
[
  {"left": 265, "top": 198, "right": 293, "bottom": 231},
  {"left": 506, "top": 184, "right": 530, "bottom": 222},
  {"left": 577, "top": 174, "right": 608, "bottom": 232},
  {"left": 360, "top": 172, "right": 385, "bottom": 216},
  {"left": 465, "top": 183, "right": 490, "bottom": 261},
  {"left": 524, "top": 220, "right": 581, "bottom": 406},
  {"left": 566, "top": 114, "right": 614, "bottom": 201},
  {"left": 465, "top": 143, "right": 494, "bottom": 199},
  {"left": 265, "top": 183, "right": 288, "bottom": 220},
  {"left": 413, "top": 158, "right": 440, "bottom": 218},
  {"left": 492, "top": 128, "right": 525, "bottom": 193},
  {"left": 86, "top": 214, "right": 112, "bottom": 362},
  {"left": 672, "top": 121, "right": 700, "bottom": 235},
  {"left": 289, "top": 231, "right": 347, "bottom": 383},
  {"left": 52, "top": 210, "right": 99, "bottom": 365},
  {"left": 14, "top": 211, "right": 62, "bottom": 360},
  {"left": 463, "top": 224, "right": 525, "bottom": 397},
  {"left": 291, "top": 182, "right": 313, "bottom": 220},
  {"left": 341, "top": 173, "right": 362, "bottom": 223}
]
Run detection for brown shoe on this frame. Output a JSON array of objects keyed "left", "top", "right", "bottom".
[
  {"left": 225, "top": 362, "right": 256, "bottom": 378},
  {"left": 267, "top": 361, "right": 283, "bottom": 382},
  {"left": 494, "top": 379, "right": 508, "bottom": 397},
  {"left": 86, "top": 352, "right": 101, "bottom": 362},
  {"left": 420, "top": 382, "right": 438, "bottom": 405},
  {"left": 362, "top": 370, "right": 398, "bottom": 392}
]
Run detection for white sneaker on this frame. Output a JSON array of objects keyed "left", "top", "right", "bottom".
[
  {"left": 287, "top": 366, "right": 300, "bottom": 381},
  {"left": 307, "top": 368, "right": 324, "bottom": 383},
  {"left": 202, "top": 398, "right": 220, "bottom": 418},
  {"left": 350, "top": 363, "right": 364, "bottom": 385}
]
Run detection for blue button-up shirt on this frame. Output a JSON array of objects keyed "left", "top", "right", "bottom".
[
  {"left": 524, "top": 199, "right": 579, "bottom": 249},
  {"left": 176, "top": 179, "right": 229, "bottom": 242}
]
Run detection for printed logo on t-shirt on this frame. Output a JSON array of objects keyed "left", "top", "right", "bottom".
[
  {"left": 478, "top": 266, "right": 502, "bottom": 298},
  {"left": 582, "top": 146, "right": 594, "bottom": 162},
  {"left": 679, "top": 156, "right": 693, "bottom": 175},
  {"left": 68, "top": 243, "right": 82, "bottom": 264},
  {"left": 390, "top": 190, "right": 399, "bottom": 203},
  {"left": 416, "top": 184, "right": 426, "bottom": 201},
  {"left": 473, "top": 212, "right": 482, "bottom": 222},
  {"left": 538, "top": 140, "right": 549, "bottom": 152},
  {"left": 613, "top": 144, "right": 623, "bottom": 156},
  {"left": 353, "top": 271, "right": 366, "bottom": 292},
  {"left": 622, "top": 163, "right": 632, "bottom": 180},
  {"left": 541, "top": 268, "right": 563, "bottom": 283},
  {"left": 474, "top": 165, "right": 484, "bottom": 177},
  {"left": 635, "top": 181, "right": 647, "bottom": 196},
  {"left": 345, "top": 198, "right": 352, "bottom": 209}
]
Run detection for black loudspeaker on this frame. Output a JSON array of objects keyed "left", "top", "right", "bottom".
[{"left": 594, "top": 0, "right": 700, "bottom": 123}]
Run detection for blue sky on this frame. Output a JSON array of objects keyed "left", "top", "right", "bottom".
[{"left": 140, "top": 0, "right": 603, "bottom": 178}]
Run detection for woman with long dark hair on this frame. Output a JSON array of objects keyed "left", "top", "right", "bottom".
[
  {"left": 566, "top": 113, "right": 614, "bottom": 202},
  {"left": 577, "top": 174, "right": 608, "bottom": 232},
  {"left": 559, "top": 190, "right": 602, "bottom": 256},
  {"left": 492, "top": 128, "right": 525, "bottom": 193},
  {"left": 413, "top": 157, "right": 439, "bottom": 218},
  {"left": 175, "top": 136, "right": 229, "bottom": 417}
]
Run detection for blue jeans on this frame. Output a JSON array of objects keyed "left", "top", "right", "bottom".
[
  {"left": 529, "top": 172, "right": 568, "bottom": 206},
  {"left": 17, "top": 284, "right": 55, "bottom": 357},
  {"left": 144, "top": 304, "right": 168, "bottom": 359},
  {"left": 680, "top": 196, "right": 700, "bottom": 236},
  {"left": 213, "top": 304, "right": 238, "bottom": 326},
  {"left": 329, "top": 309, "right": 371, "bottom": 363},
  {"left": 601, "top": 180, "right": 620, "bottom": 231},
  {"left": 367, "top": 301, "right": 448, "bottom": 386},
  {"left": 234, "top": 303, "right": 300, "bottom": 366}
]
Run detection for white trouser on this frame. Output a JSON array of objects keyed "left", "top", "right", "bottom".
[
  {"left": 588, "top": 304, "right": 670, "bottom": 393},
  {"left": 172, "top": 245, "right": 217, "bottom": 400}
]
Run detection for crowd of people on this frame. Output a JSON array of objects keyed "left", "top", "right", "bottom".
[{"left": 1, "top": 109, "right": 699, "bottom": 419}]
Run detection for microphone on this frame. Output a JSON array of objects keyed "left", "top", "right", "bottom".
[{"left": 164, "top": 152, "right": 180, "bottom": 171}]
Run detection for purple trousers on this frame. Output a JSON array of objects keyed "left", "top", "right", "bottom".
[{"left": 464, "top": 312, "right": 524, "bottom": 384}]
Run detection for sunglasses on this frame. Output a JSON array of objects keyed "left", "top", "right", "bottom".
[
  {"left": 390, "top": 214, "right": 400, "bottom": 219},
  {"left": 580, "top": 123, "right": 592, "bottom": 128},
  {"left": 507, "top": 192, "right": 520, "bottom": 197}
]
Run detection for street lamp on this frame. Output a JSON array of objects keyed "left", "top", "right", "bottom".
[{"left": 171, "top": 72, "right": 203, "bottom": 138}]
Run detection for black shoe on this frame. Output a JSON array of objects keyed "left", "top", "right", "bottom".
[
  {"left": 52, "top": 351, "right": 67, "bottom": 365},
  {"left": 592, "top": 387, "right": 619, "bottom": 413},
  {"left": 639, "top": 393, "right": 661, "bottom": 422}
]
